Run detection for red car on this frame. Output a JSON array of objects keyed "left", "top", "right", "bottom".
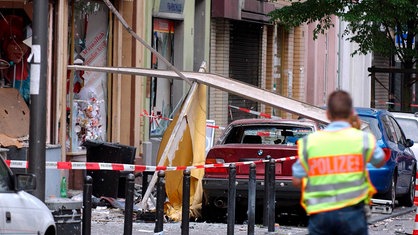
[{"left": 201, "top": 118, "right": 322, "bottom": 223}]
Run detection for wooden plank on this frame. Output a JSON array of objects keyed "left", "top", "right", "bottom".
[
  {"left": 68, "top": 65, "right": 329, "bottom": 124},
  {"left": 56, "top": 0, "right": 69, "bottom": 161}
]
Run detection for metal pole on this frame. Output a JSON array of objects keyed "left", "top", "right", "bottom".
[
  {"left": 154, "top": 171, "right": 166, "bottom": 234},
  {"left": 142, "top": 172, "right": 150, "bottom": 199},
  {"left": 181, "top": 170, "right": 191, "bottom": 235},
  {"left": 267, "top": 158, "right": 276, "bottom": 232},
  {"left": 82, "top": 175, "right": 92, "bottom": 235},
  {"left": 248, "top": 163, "right": 256, "bottom": 235},
  {"left": 227, "top": 164, "right": 236, "bottom": 235},
  {"left": 28, "top": 0, "right": 48, "bottom": 201},
  {"left": 124, "top": 173, "right": 135, "bottom": 235},
  {"left": 263, "top": 155, "right": 271, "bottom": 227}
]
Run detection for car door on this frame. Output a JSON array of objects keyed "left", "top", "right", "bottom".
[
  {"left": 0, "top": 201, "right": 4, "bottom": 234},
  {"left": 0, "top": 162, "right": 10, "bottom": 234},
  {"left": 394, "top": 116, "right": 418, "bottom": 158},
  {"left": 0, "top": 160, "right": 37, "bottom": 234},
  {"left": 0, "top": 192, "right": 41, "bottom": 234},
  {"left": 388, "top": 116, "right": 415, "bottom": 191}
]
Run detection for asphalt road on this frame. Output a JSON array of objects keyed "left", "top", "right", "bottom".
[
  {"left": 368, "top": 206, "right": 416, "bottom": 235},
  {"left": 88, "top": 206, "right": 417, "bottom": 235}
]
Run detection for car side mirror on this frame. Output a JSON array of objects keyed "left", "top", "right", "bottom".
[
  {"left": 14, "top": 174, "right": 36, "bottom": 191},
  {"left": 406, "top": 139, "right": 414, "bottom": 148}
]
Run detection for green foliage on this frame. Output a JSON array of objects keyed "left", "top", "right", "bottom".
[{"left": 268, "top": 0, "right": 418, "bottom": 66}]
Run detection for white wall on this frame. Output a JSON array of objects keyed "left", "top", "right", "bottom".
[{"left": 338, "top": 21, "right": 372, "bottom": 108}]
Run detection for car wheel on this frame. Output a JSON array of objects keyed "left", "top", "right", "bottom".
[
  {"left": 381, "top": 174, "right": 396, "bottom": 208},
  {"left": 398, "top": 170, "right": 416, "bottom": 207},
  {"left": 44, "top": 226, "right": 56, "bottom": 235}
]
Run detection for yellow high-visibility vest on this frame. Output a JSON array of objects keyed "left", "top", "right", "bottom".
[{"left": 298, "top": 127, "right": 377, "bottom": 215}]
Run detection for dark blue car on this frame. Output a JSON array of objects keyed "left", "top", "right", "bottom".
[{"left": 356, "top": 107, "right": 416, "bottom": 208}]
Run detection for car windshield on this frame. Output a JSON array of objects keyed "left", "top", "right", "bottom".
[
  {"left": 224, "top": 124, "right": 314, "bottom": 145},
  {"left": 396, "top": 118, "right": 418, "bottom": 142},
  {"left": 358, "top": 116, "right": 382, "bottom": 140},
  {"left": 0, "top": 159, "right": 12, "bottom": 192}
]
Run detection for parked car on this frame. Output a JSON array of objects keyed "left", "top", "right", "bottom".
[
  {"left": 356, "top": 108, "right": 416, "bottom": 208},
  {"left": 392, "top": 112, "right": 418, "bottom": 158},
  {"left": 201, "top": 118, "right": 322, "bottom": 223},
  {"left": 0, "top": 157, "right": 56, "bottom": 234}
]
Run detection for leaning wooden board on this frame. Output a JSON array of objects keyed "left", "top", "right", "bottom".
[{"left": 0, "top": 88, "right": 29, "bottom": 138}]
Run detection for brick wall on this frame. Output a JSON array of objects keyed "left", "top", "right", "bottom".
[
  {"left": 209, "top": 19, "right": 230, "bottom": 138},
  {"left": 208, "top": 19, "right": 298, "bottom": 137},
  {"left": 265, "top": 25, "right": 275, "bottom": 116},
  {"left": 281, "top": 28, "right": 295, "bottom": 118},
  {"left": 293, "top": 26, "right": 306, "bottom": 103},
  {"left": 260, "top": 25, "right": 268, "bottom": 115}
]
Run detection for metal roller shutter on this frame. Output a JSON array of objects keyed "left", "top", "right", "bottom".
[{"left": 228, "top": 20, "right": 262, "bottom": 122}]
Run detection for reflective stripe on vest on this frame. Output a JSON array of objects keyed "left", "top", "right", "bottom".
[
  {"left": 306, "top": 178, "right": 365, "bottom": 192},
  {"left": 307, "top": 154, "right": 364, "bottom": 176},
  {"left": 301, "top": 130, "right": 374, "bottom": 214}
]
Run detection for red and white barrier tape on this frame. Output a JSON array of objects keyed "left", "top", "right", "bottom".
[
  {"left": 206, "top": 124, "right": 225, "bottom": 130},
  {"left": 140, "top": 110, "right": 225, "bottom": 130},
  {"left": 5, "top": 156, "right": 298, "bottom": 172},
  {"left": 141, "top": 103, "right": 281, "bottom": 130},
  {"left": 413, "top": 183, "right": 418, "bottom": 235},
  {"left": 228, "top": 105, "right": 281, "bottom": 119}
]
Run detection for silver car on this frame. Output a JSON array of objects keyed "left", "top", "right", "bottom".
[
  {"left": 392, "top": 112, "right": 418, "bottom": 158},
  {"left": 0, "top": 157, "right": 56, "bottom": 234}
]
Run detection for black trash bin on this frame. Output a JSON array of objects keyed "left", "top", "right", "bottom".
[
  {"left": 83, "top": 140, "right": 136, "bottom": 198},
  {"left": 45, "top": 198, "right": 82, "bottom": 235}
]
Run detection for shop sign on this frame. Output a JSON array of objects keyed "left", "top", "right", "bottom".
[{"left": 159, "top": 0, "right": 184, "bottom": 14}]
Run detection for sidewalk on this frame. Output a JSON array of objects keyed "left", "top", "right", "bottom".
[{"left": 89, "top": 204, "right": 308, "bottom": 235}]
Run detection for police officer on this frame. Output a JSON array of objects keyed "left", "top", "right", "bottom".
[{"left": 292, "top": 90, "right": 385, "bottom": 235}]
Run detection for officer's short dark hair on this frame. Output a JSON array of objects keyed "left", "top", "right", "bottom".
[{"left": 327, "top": 90, "right": 352, "bottom": 119}]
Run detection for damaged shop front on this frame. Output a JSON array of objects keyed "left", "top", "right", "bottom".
[
  {"left": 0, "top": 0, "right": 113, "bottom": 195},
  {"left": 0, "top": 8, "right": 30, "bottom": 142},
  {"left": 0, "top": 4, "right": 41, "bottom": 169},
  {"left": 64, "top": 2, "right": 110, "bottom": 191},
  {"left": 0, "top": 3, "right": 64, "bottom": 200}
]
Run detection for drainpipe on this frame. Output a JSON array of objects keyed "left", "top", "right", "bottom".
[
  {"left": 273, "top": 27, "right": 279, "bottom": 93},
  {"left": 337, "top": 19, "right": 342, "bottom": 89},
  {"left": 323, "top": 32, "right": 329, "bottom": 105},
  {"left": 273, "top": 27, "right": 279, "bottom": 116}
]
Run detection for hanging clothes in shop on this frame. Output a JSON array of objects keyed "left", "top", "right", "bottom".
[{"left": 0, "top": 15, "right": 31, "bottom": 104}]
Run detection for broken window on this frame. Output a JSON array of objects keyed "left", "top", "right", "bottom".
[{"left": 67, "top": 1, "right": 109, "bottom": 152}]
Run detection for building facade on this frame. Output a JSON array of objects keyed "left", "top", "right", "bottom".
[
  {"left": 0, "top": 0, "right": 392, "bottom": 175},
  {"left": 0, "top": 0, "right": 211, "bottom": 181},
  {"left": 209, "top": 0, "right": 308, "bottom": 138}
]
